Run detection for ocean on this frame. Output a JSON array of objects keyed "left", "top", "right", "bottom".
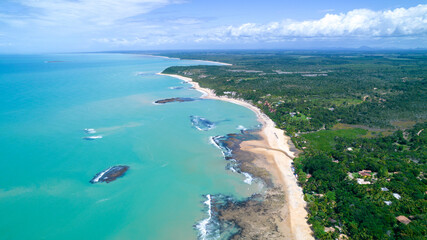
[{"left": 0, "top": 54, "right": 262, "bottom": 239}]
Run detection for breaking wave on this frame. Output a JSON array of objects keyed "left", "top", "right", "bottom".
[
  {"left": 191, "top": 116, "right": 215, "bottom": 131},
  {"left": 195, "top": 194, "right": 220, "bottom": 240},
  {"left": 91, "top": 167, "right": 112, "bottom": 183},
  {"left": 236, "top": 125, "right": 247, "bottom": 131},
  {"left": 209, "top": 135, "right": 255, "bottom": 185}
]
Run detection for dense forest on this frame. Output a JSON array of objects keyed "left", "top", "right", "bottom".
[{"left": 157, "top": 51, "right": 426, "bottom": 239}]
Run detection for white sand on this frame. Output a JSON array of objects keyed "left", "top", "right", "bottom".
[
  {"left": 142, "top": 54, "right": 233, "bottom": 66},
  {"left": 157, "top": 72, "right": 313, "bottom": 240},
  {"left": 190, "top": 59, "right": 233, "bottom": 66}
]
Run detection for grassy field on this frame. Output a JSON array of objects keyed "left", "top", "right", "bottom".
[{"left": 298, "top": 128, "right": 367, "bottom": 152}]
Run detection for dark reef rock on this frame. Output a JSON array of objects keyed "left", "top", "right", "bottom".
[
  {"left": 190, "top": 115, "right": 215, "bottom": 131},
  {"left": 199, "top": 128, "right": 292, "bottom": 239},
  {"left": 211, "top": 131, "right": 274, "bottom": 187},
  {"left": 216, "top": 188, "right": 288, "bottom": 239},
  {"left": 90, "top": 165, "right": 129, "bottom": 183},
  {"left": 82, "top": 135, "right": 102, "bottom": 140},
  {"left": 169, "top": 86, "right": 184, "bottom": 90},
  {"left": 154, "top": 97, "right": 196, "bottom": 104}
]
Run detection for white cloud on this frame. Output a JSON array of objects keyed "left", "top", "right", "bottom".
[
  {"left": 169, "top": 17, "right": 201, "bottom": 25},
  {"left": 198, "top": 4, "right": 427, "bottom": 42},
  {"left": 0, "top": 2, "right": 425, "bottom": 51},
  {"left": 92, "top": 36, "right": 176, "bottom": 46},
  {"left": 2, "top": 0, "right": 183, "bottom": 27},
  {"left": 0, "top": 0, "right": 185, "bottom": 51}
]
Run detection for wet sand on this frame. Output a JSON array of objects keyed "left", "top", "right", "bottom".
[{"left": 157, "top": 72, "right": 313, "bottom": 239}]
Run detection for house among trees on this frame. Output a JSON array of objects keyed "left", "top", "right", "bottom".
[
  {"left": 356, "top": 178, "right": 371, "bottom": 185},
  {"left": 393, "top": 193, "right": 402, "bottom": 200},
  {"left": 358, "top": 170, "right": 372, "bottom": 177},
  {"left": 396, "top": 216, "right": 411, "bottom": 225}
]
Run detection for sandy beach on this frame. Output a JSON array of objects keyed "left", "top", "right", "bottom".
[
  {"left": 145, "top": 54, "right": 233, "bottom": 66},
  {"left": 157, "top": 72, "right": 314, "bottom": 239},
  {"left": 190, "top": 59, "right": 233, "bottom": 66}
]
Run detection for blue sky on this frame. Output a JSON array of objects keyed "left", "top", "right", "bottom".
[{"left": 0, "top": 0, "right": 426, "bottom": 53}]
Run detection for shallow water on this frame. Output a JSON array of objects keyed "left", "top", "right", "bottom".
[{"left": 0, "top": 54, "right": 261, "bottom": 239}]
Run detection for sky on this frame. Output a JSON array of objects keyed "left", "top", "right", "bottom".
[{"left": 0, "top": 0, "right": 426, "bottom": 53}]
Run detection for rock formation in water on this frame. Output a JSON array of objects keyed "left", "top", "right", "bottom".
[
  {"left": 190, "top": 115, "right": 215, "bottom": 131},
  {"left": 90, "top": 165, "right": 129, "bottom": 183},
  {"left": 154, "top": 97, "right": 196, "bottom": 104}
]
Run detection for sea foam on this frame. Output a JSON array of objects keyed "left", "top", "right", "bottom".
[
  {"left": 191, "top": 116, "right": 215, "bottom": 131},
  {"left": 195, "top": 194, "right": 220, "bottom": 240},
  {"left": 236, "top": 125, "right": 247, "bottom": 131},
  {"left": 91, "top": 167, "right": 112, "bottom": 183},
  {"left": 243, "top": 172, "right": 254, "bottom": 185},
  {"left": 84, "top": 128, "right": 96, "bottom": 134},
  {"left": 210, "top": 135, "right": 255, "bottom": 185}
]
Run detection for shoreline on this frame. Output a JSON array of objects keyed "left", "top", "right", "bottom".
[
  {"left": 157, "top": 72, "right": 313, "bottom": 239},
  {"left": 141, "top": 54, "right": 233, "bottom": 66},
  {"left": 190, "top": 59, "right": 233, "bottom": 66}
]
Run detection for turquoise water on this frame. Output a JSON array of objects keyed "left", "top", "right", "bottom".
[{"left": 0, "top": 54, "right": 261, "bottom": 239}]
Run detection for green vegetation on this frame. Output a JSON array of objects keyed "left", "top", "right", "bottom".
[
  {"left": 297, "top": 128, "right": 368, "bottom": 153},
  {"left": 161, "top": 51, "right": 426, "bottom": 135},
  {"left": 158, "top": 50, "right": 426, "bottom": 239},
  {"left": 294, "top": 124, "right": 426, "bottom": 239}
]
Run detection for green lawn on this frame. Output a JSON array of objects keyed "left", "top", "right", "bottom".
[{"left": 300, "top": 128, "right": 367, "bottom": 152}]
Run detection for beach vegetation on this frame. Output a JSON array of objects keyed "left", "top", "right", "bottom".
[{"left": 160, "top": 50, "right": 427, "bottom": 239}]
